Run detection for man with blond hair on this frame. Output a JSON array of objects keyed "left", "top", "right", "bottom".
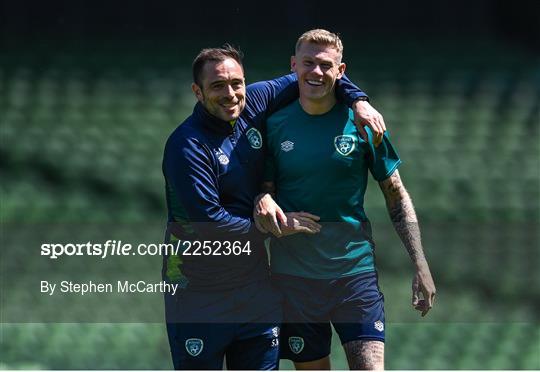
[{"left": 255, "top": 29, "right": 436, "bottom": 370}]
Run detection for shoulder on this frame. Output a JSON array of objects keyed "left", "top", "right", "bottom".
[
  {"left": 244, "top": 80, "right": 274, "bottom": 115},
  {"left": 246, "top": 74, "right": 296, "bottom": 101},
  {"left": 165, "top": 117, "right": 207, "bottom": 156},
  {"left": 344, "top": 107, "right": 380, "bottom": 144},
  {"left": 345, "top": 106, "right": 357, "bottom": 124},
  {"left": 246, "top": 80, "right": 271, "bottom": 99},
  {"left": 244, "top": 74, "right": 297, "bottom": 116}
]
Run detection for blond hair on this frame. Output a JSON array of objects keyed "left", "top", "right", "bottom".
[{"left": 295, "top": 29, "right": 343, "bottom": 60}]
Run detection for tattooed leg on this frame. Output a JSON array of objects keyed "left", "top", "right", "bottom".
[{"left": 343, "top": 340, "right": 384, "bottom": 370}]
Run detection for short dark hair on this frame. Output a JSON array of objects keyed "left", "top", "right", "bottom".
[{"left": 192, "top": 44, "right": 244, "bottom": 86}]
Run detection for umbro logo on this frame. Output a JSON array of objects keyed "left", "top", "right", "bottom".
[
  {"left": 214, "top": 149, "right": 230, "bottom": 165},
  {"left": 218, "top": 154, "right": 229, "bottom": 165},
  {"left": 281, "top": 140, "right": 294, "bottom": 152}
]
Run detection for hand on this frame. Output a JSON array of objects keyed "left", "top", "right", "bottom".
[
  {"left": 253, "top": 193, "right": 287, "bottom": 236},
  {"left": 279, "top": 212, "right": 321, "bottom": 237},
  {"left": 352, "top": 100, "right": 386, "bottom": 146},
  {"left": 412, "top": 261, "right": 436, "bottom": 317}
]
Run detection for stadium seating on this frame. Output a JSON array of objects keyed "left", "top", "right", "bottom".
[{"left": 1, "top": 44, "right": 538, "bottom": 369}]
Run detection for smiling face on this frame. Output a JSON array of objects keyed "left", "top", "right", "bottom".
[
  {"left": 191, "top": 58, "right": 246, "bottom": 122},
  {"left": 292, "top": 41, "right": 346, "bottom": 106}
]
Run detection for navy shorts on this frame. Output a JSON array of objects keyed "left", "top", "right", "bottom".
[
  {"left": 165, "top": 279, "right": 282, "bottom": 370},
  {"left": 272, "top": 271, "right": 385, "bottom": 363}
]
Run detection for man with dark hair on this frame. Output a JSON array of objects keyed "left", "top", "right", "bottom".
[
  {"left": 192, "top": 45, "right": 243, "bottom": 87},
  {"left": 162, "top": 44, "right": 384, "bottom": 370}
]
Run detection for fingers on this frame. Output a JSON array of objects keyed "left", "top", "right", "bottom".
[
  {"left": 270, "top": 213, "right": 282, "bottom": 237},
  {"left": 357, "top": 125, "right": 368, "bottom": 142},
  {"left": 353, "top": 101, "right": 386, "bottom": 147},
  {"left": 293, "top": 225, "right": 319, "bottom": 234},
  {"left": 370, "top": 115, "right": 384, "bottom": 147},
  {"left": 276, "top": 206, "right": 288, "bottom": 226},
  {"left": 353, "top": 116, "right": 384, "bottom": 146},
  {"left": 254, "top": 217, "right": 268, "bottom": 233},
  {"left": 422, "top": 287, "right": 435, "bottom": 315},
  {"left": 254, "top": 195, "right": 285, "bottom": 237},
  {"left": 276, "top": 212, "right": 323, "bottom": 237},
  {"left": 372, "top": 127, "right": 383, "bottom": 147},
  {"left": 412, "top": 278, "right": 420, "bottom": 307},
  {"left": 295, "top": 215, "right": 321, "bottom": 233},
  {"left": 412, "top": 268, "right": 436, "bottom": 317},
  {"left": 413, "top": 298, "right": 431, "bottom": 317},
  {"left": 372, "top": 111, "right": 386, "bottom": 134},
  {"left": 256, "top": 212, "right": 282, "bottom": 237},
  {"left": 420, "top": 275, "right": 435, "bottom": 314},
  {"left": 414, "top": 300, "right": 430, "bottom": 317},
  {"left": 427, "top": 290, "right": 435, "bottom": 308},
  {"left": 379, "top": 115, "right": 387, "bottom": 133},
  {"left": 412, "top": 292, "right": 419, "bottom": 307},
  {"left": 414, "top": 290, "right": 434, "bottom": 317},
  {"left": 295, "top": 211, "right": 320, "bottom": 221},
  {"left": 253, "top": 208, "right": 268, "bottom": 233}
]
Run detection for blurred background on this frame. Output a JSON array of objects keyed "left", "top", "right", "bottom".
[{"left": 1, "top": 0, "right": 539, "bottom": 369}]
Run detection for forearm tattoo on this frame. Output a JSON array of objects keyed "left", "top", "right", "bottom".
[
  {"left": 380, "top": 171, "right": 426, "bottom": 263},
  {"left": 343, "top": 340, "right": 384, "bottom": 370}
]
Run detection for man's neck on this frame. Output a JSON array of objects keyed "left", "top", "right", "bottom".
[{"left": 299, "top": 94, "right": 337, "bottom": 115}]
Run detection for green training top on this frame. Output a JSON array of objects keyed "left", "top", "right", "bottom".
[{"left": 265, "top": 100, "right": 401, "bottom": 279}]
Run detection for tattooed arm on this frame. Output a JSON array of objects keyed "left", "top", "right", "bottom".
[{"left": 379, "top": 170, "right": 436, "bottom": 316}]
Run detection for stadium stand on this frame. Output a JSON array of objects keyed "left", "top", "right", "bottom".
[{"left": 1, "top": 45, "right": 539, "bottom": 369}]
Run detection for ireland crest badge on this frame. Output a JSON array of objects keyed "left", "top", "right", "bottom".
[
  {"left": 246, "top": 128, "right": 263, "bottom": 149},
  {"left": 288, "top": 336, "right": 305, "bottom": 355},
  {"left": 334, "top": 135, "right": 356, "bottom": 156},
  {"left": 185, "top": 338, "right": 204, "bottom": 357}
]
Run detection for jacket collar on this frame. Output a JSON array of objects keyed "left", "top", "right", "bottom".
[{"left": 193, "top": 102, "right": 235, "bottom": 136}]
